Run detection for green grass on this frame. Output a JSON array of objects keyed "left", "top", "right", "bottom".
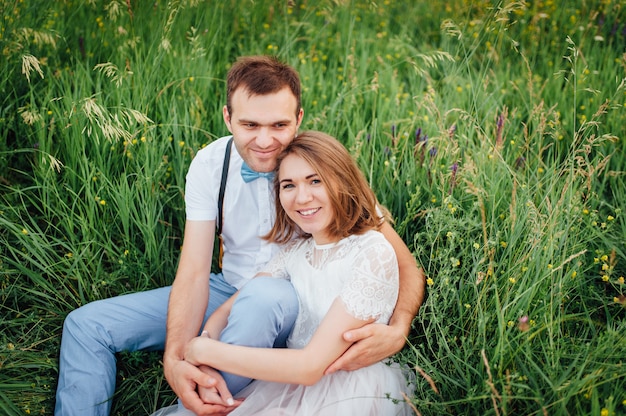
[{"left": 1, "top": 0, "right": 625, "bottom": 415}]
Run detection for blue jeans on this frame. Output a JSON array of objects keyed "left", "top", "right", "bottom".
[{"left": 54, "top": 275, "right": 298, "bottom": 416}]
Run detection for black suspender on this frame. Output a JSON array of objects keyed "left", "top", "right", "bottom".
[{"left": 216, "top": 137, "right": 233, "bottom": 268}]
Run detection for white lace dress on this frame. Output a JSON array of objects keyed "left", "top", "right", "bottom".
[
  {"left": 228, "top": 230, "right": 414, "bottom": 415},
  {"left": 154, "top": 230, "right": 414, "bottom": 416}
]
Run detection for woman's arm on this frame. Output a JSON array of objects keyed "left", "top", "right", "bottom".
[{"left": 185, "top": 297, "right": 373, "bottom": 386}]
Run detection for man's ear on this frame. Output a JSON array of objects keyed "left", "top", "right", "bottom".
[
  {"left": 223, "top": 105, "right": 233, "bottom": 133},
  {"left": 296, "top": 108, "right": 304, "bottom": 129}
]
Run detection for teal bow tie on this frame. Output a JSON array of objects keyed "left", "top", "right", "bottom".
[{"left": 241, "top": 162, "right": 274, "bottom": 183}]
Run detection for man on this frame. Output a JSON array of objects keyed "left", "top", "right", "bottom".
[{"left": 55, "top": 56, "right": 425, "bottom": 416}]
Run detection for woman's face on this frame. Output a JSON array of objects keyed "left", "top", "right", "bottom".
[{"left": 278, "top": 154, "right": 336, "bottom": 245}]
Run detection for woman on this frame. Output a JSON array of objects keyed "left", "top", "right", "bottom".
[{"left": 164, "top": 131, "right": 414, "bottom": 415}]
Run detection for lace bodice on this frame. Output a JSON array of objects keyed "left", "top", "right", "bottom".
[{"left": 260, "top": 230, "right": 399, "bottom": 349}]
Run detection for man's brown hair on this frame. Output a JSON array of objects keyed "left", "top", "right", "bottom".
[
  {"left": 226, "top": 55, "right": 302, "bottom": 117},
  {"left": 266, "top": 131, "right": 389, "bottom": 244}
]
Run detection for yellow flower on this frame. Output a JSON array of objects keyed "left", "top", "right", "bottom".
[
  {"left": 618, "top": 276, "right": 624, "bottom": 285},
  {"left": 189, "top": 77, "right": 194, "bottom": 82},
  {"left": 426, "top": 278, "right": 434, "bottom": 286},
  {"left": 509, "top": 277, "right": 516, "bottom": 284},
  {"left": 179, "top": 141, "right": 185, "bottom": 147},
  {"left": 607, "top": 215, "right": 614, "bottom": 221},
  {"left": 21, "top": 228, "right": 28, "bottom": 235},
  {"left": 100, "top": 199, "right": 106, "bottom": 206},
  {"left": 600, "top": 408, "right": 608, "bottom": 416},
  {"left": 473, "top": 243, "right": 480, "bottom": 249},
  {"left": 507, "top": 320, "right": 514, "bottom": 328},
  {"left": 500, "top": 241, "right": 508, "bottom": 248},
  {"left": 602, "top": 263, "right": 609, "bottom": 271},
  {"left": 571, "top": 271, "right": 577, "bottom": 278},
  {"left": 601, "top": 255, "right": 608, "bottom": 262},
  {"left": 602, "top": 275, "right": 609, "bottom": 282}
]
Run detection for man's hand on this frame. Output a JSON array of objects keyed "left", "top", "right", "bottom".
[
  {"left": 324, "top": 322, "right": 406, "bottom": 374},
  {"left": 164, "top": 357, "right": 239, "bottom": 415}
]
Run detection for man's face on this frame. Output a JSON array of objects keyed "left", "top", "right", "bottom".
[{"left": 224, "top": 87, "right": 303, "bottom": 173}]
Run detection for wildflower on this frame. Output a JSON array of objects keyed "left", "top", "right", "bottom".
[
  {"left": 571, "top": 271, "right": 577, "bottom": 278},
  {"left": 65, "top": 253, "right": 73, "bottom": 258},
  {"left": 618, "top": 276, "right": 624, "bottom": 285},
  {"left": 518, "top": 316, "right": 530, "bottom": 332},
  {"left": 451, "top": 258, "right": 460, "bottom": 267},
  {"left": 600, "top": 408, "right": 608, "bottom": 416},
  {"left": 179, "top": 141, "right": 185, "bottom": 147},
  {"left": 509, "top": 277, "right": 516, "bottom": 284},
  {"left": 446, "top": 231, "right": 453, "bottom": 238},
  {"left": 449, "top": 162, "right": 458, "bottom": 194},
  {"left": 473, "top": 243, "right": 480, "bottom": 249},
  {"left": 607, "top": 215, "right": 614, "bottom": 221},
  {"left": 100, "top": 199, "right": 106, "bottom": 206},
  {"left": 582, "top": 209, "right": 589, "bottom": 215},
  {"left": 189, "top": 77, "right": 194, "bottom": 82},
  {"left": 547, "top": 264, "right": 553, "bottom": 269},
  {"left": 21, "top": 228, "right": 28, "bottom": 235},
  {"left": 500, "top": 241, "right": 508, "bottom": 248},
  {"left": 464, "top": 303, "right": 471, "bottom": 309},
  {"left": 602, "top": 263, "right": 609, "bottom": 271},
  {"left": 602, "top": 275, "right": 609, "bottom": 282},
  {"left": 507, "top": 320, "right": 514, "bottom": 328},
  {"left": 521, "top": 266, "right": 528, "bottom": 272},
  {"left": 601, "top": 255, "right": 608, "bottom": 262},
  {"left": 426, "top": 278, "right": 434, "bottom": 286}
]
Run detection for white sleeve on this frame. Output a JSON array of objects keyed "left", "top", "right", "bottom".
[
  {"left": 339, "top": 239, "right": 399, "bottom": 322},
  {"left": 184, "top": 138, "right": 230, "bottom": 221}
]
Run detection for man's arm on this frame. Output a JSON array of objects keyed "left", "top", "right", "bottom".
[
  {"left": 325, "top": 221, "right": 425, "bottom": 373},
  {"left": 163, "top": 220, "right": 237, "bottom": 414}
]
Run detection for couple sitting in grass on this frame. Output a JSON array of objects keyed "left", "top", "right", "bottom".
[{"left": 56, "top": 56, "right": 424, "bottom": 416}]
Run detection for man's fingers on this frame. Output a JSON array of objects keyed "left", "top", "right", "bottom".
[{"left": 343, "top": 323, "right": 375, "bottom": 342}]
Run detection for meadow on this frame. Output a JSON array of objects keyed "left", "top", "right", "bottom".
[{"left": 1, "top": 0, "right": 625, "bottom": 414}]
